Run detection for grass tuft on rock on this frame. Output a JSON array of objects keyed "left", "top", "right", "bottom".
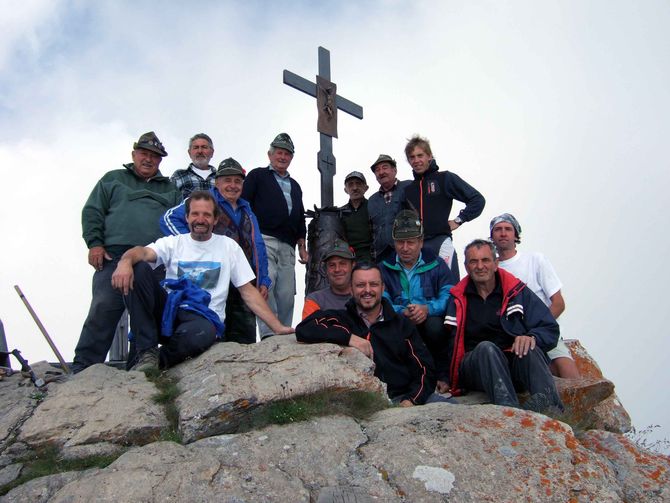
[
  {"left": 146, "top": 371, "right": 182, "bottom": 443},
  {"left": 0, "top": 445, "right": 119, "bottom": 496},
  {"left": 239, "top": 390, "right": 389, "bottom": 431}
]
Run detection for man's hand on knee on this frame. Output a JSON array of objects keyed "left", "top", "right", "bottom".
[
  {"left": 512, "top": 335, "right": 536, "bottom": 358},
  {"left": 111, "top": 259, "right": 135, "bottom": 295}
]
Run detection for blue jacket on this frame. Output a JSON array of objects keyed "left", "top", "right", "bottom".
[
  {"left": 159, "top": 188, "right": 271, "bottom": 289},
  {"left": 444, "top": 268, "right": 560, "bottom": 395},
  {"left": 368, "top": 180, "right": 411, "bottom": 260},
  {"left": 161, "top": 277, "right": 225, "bottom": 339},
  {"left": 380, "top": 248, "right": 455, "bottom": 317}
]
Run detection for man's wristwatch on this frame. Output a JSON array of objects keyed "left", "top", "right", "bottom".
[{"left": 454, "top": 216, "right": 464, "bottom": 226}]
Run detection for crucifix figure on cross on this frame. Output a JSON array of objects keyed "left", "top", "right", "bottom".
[
  {"left": 283, "top": 46, "right": 363, "bottom": 208},
  {"left": 283, "top": 46, "right": 364, "bottom": 295}
]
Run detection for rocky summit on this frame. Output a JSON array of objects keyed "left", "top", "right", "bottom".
[{"left": 0, "top": 337, "right": 667, "bottom": 502}]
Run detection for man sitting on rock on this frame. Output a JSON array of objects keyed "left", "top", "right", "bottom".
[
  {"left": 302, "top": 239, "right": 355, "bottom": 319},
  {"left": 111, "top": 190, "right": 293, "bottom": 371},
  {"left": 379, "top": 210, "right": 455, "bottom": 393},
  {"left": 444, "top": 239, "right": 563, "bottom": 412},
  {"left": 297, "top": 263, "right": 451, "bottom": 406}
]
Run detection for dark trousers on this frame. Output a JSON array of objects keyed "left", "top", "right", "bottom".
[
  {"left": 460, "top": 341, "right": 563, "bottom": 412},
  {"left": 125, "top": 263, "right": 217, "bottom": 369},
  {"left": 224, "top": 284, "right": 257, "bottom": 344},
  {"left": 422, "top": 235, "right": 460, "bottom": 282},
  {"left": 417, "top": 316, "right": 450, "bottom": 381},
  {"left": 73, "top": 258, "right": 166, "bottom": 372}
]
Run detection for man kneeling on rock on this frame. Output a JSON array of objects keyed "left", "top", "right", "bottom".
[
  {"left": 444, "top": 239, "right": 563, "bottom": 412},
  {"left": 111, "top": 190, "right": 293, "bottom": 371},
  {"left": 296, "top": 263, "right": 452, "bottom": 406}
]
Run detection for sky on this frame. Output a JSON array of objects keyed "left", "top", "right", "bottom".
[{"left": 1, "top": 1, "right": 668, "bottom": 449}]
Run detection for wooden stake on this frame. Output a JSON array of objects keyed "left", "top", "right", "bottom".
[{"left": 14, "top": 285, "right": 71, "bottom": 374}]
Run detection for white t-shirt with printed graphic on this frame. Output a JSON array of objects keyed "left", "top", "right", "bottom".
[
  {"left": 498, "top": 251, "right": 562, "bottom": 307},
  {"left": 147, "top": 233, "right": 255, "bottom": 322}
]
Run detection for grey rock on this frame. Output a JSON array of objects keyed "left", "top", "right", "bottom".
[
  {"left": 169, "top": 337, "right": 385, "bottom": 442},
  {"left": 590, "top": 394, "right": 633, "bottom": 433},
  {"left": 0, "top": 469, "right": 98, "bottom": 503},
  {"left": 190, "top": 416, "right": 398, "bottom": 501},
  {"left": 359, "top": 404, "right": 623, "bottom": 502},
  {"left": 59, "top": 442, "right": 125, "bottom": 461},
  {"left": 0, "top": 463, "right": 22, "bottom": 486},
  {"left": 0, "top": 371, "right": 43, "bottom": 455},
  {"left": 0, "top": 340, "right": 658, "bottom": 502},
  {"left": 578, "top": 429, "right": 670, "bottom": 502},
  {"left": 17, "top": 364, "right": 167, "bottom": 450}
]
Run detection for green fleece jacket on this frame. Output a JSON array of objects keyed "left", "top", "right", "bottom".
[{"left": 82, "top": 164, "right": 182, "bottom": 256}]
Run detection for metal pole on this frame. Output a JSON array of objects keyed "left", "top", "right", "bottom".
[{"left": 14, "top": 285, "right": 71, "bottom": 373}]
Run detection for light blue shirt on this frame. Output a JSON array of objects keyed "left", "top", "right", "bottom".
[{"left": 269, "top": 165, "right": 293, "bottom": 214}]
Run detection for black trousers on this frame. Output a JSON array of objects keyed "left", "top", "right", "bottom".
[
  {"left": 224, "top": 284, "right": 257, "bottom": 344},
  {"left": 125, "top": 262, "right": 217, "bottom": 369},
  {"left": 417, "top": 316, "right": 450, "bottom": 381},
  {"left": 460, "top": 341, "right": 563, "bottom": 412},
  {"left": 73, "top": 258, "right": 165, "bottom": 373}
]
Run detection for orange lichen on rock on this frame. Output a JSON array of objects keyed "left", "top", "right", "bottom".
[
  {"left": 541, "top": 419, "right": 564, "bottom": 433},
  {"left": 477, "top": 417, "right": 505, "bottom": 428},
  {"left": 564, "top": 433, "right": 579, "bottom": 450},
  {"left": 649, "top": 467, "right": 664, "bottom": 481},
  {"left": 520, "top": 416, "right": 536, "bottom": 428},
  {"left": 502, "top": 409, "right": 515, "bottom": 417}
]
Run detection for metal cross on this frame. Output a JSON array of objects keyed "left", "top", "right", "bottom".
[{"left": 283, "top": 46, "right": 363, "bottom": 207}]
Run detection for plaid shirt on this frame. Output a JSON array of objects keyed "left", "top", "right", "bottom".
[
  {"left": 381, "top": 179, "right": 400, "bottom": 204},
  {"left": 170, "top": 164, "right": 216, "bottom": 198}
]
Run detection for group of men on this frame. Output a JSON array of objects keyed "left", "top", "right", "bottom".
[
  {"left": 71, "top": 129, "right": 573, "bottom": 415},
  {"left": 71, "top": 131, "right": 306, "bottom": 372}
]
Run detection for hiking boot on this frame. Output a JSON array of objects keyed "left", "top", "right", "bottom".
[{"left": 130, "top": 349, "right": 159, "bottom": 372}]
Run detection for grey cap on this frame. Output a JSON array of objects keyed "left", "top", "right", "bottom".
[
  {"left": 344, "top": 171, "right": 367, "bottom": 184},
  {"left": 133, "top": 131, "right": 167, "bottom": 157},
  {"left": 392, "top": 210, "right": 423, "bottom": 240},
  {"left": 370, "top": 154, "right": 397, "bottom": 172},
  {"left": 216, "top": 157, "right": 246, "bottom": 178},
  {"left": 270, "top": 133, "right": 295, "bottom": 154},
  {"left": 323, "top": 238, "right": 355, "bottom": 261},
  {"left": 489, "top": 213, "right": 522, "bottom": 242}
]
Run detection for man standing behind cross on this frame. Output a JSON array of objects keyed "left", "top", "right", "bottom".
[
  {"left": 170, "top": 133, "right": 217, "bottom": 198},
  {"left": 340, "top": 171, "right": 372, "bottom": 263},
  {"left": 367, "top": 154, "right": 411, "bottom": 262},
  {"left": 242, "top": 133, "right": 308, "bottom": 339},
  {"left": 403, "top": 135, "right": 485, "bottom": 281}
]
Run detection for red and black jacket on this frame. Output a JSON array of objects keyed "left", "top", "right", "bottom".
[{"left": 444, "top": 268, "right": 560, "bottom": 396}]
